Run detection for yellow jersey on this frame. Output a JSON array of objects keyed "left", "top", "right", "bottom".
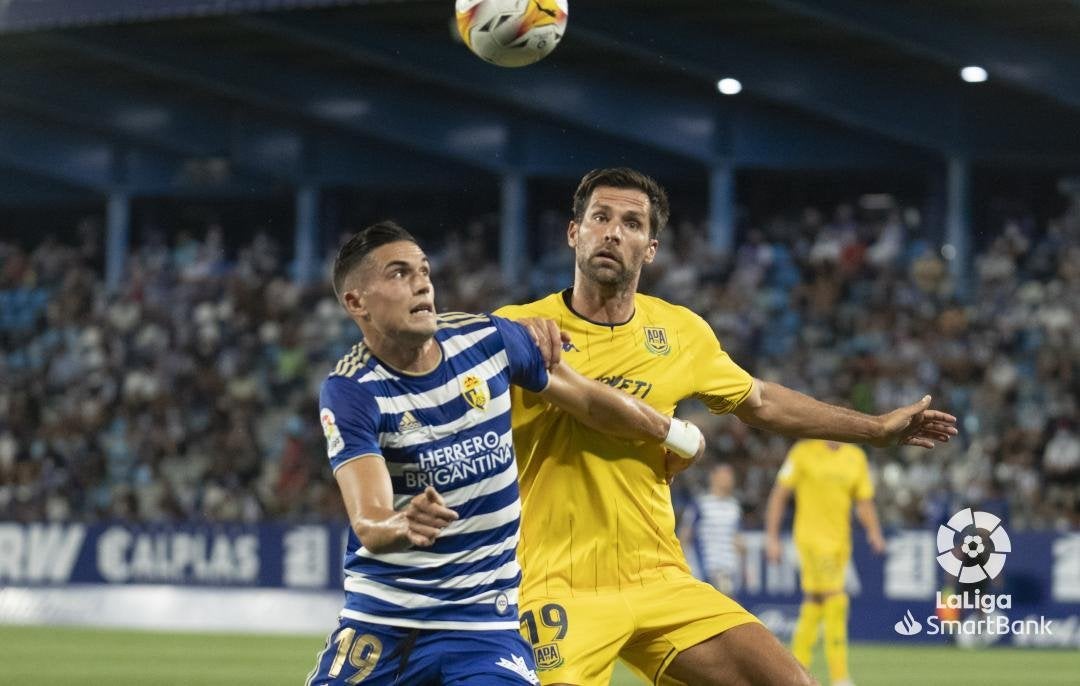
[
  {"left": 494, "top": 290, "right": 754, "bottom": 597},
  {"left": 777, "top": 439, "right": 874, "bottom": 550}
]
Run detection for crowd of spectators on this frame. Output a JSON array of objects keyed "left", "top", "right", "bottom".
[{"left": 1, "top": 192, "right": 1077, "bottom": 532}]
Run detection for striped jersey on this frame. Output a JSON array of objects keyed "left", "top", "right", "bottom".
[
  {"left": 318, "top": 312, "right": 549, "bottom": 631},
  {"left": 686, "top": 494, "right": 741, "bottom": 575}
]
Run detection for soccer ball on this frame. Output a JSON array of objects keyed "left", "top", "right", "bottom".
[{"left": 455, "top": 0, "right": 568, "bottom": 68}]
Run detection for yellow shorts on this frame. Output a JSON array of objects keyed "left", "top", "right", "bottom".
[
  {"left": 796, "top": 545, "right": 850, "bottom": 595},
  {"left": 519, "top": 573, "right": 759, "bottom": 686}
]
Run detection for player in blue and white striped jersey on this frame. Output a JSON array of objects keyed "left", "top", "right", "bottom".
[
  {"left": 307, "top": 221, "right": 705, "bottom": 686},
  {"left": 680, "top": 463, "right": 744, "bottom": 596}
]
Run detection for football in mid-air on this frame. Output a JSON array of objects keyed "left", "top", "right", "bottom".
[{"left": 455, "top": 0, "right": 568, "bottom": 68}]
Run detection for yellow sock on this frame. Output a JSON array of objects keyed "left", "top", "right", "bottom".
[
  {"left": 791, "top": 600, "right": 823, "bottom": 668},
  {"left": 823, "top": 593, "right": 850, "bottom": 683}
]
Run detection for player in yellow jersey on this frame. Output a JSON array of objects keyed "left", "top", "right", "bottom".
[
  {"left": 495, "top": 167, "right": 957, "bottom": 686},
  {"left": 765, "top": 440, "right": 885, "bottom": 686}
]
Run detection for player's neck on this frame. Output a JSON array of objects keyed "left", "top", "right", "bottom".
[
  {"left": 365, "top": 333, "right": 442, "bottom": 375},
  {"left": 569, "top": 278, "right": 638, "bottom": 325}
]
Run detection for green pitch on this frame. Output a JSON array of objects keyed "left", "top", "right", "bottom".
[{"left": 1, "top": 626, "right": 1076, "bottom": 685}]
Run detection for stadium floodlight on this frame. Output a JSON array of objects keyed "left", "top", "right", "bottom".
[
  {"left": 960, "top": 66, "right": 988, "bottom": 83},
  {"left": 716, "top": 78, "right": 742, "bottom": 95}
]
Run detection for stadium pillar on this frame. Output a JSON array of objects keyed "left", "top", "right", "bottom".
[
  {"left": 500, "top": 173, "right": 526, "bottom": 287},
  {"left": 945, "top": 156, "right": 972, "bottom": 296},
  {"left": 105, "top": 192, "right": 130, "bottom": 293},
  {"left": 708, "top": 160, "right": 736, "bottom": 256},
  {"left": 294, "top": 185, "right": 319, "bottom": 285}
]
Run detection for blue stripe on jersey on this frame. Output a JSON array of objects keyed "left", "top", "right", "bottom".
[
  {"left": 349, "top": 545, "right": 517, "bottom": 583},
  {"left": 320, "top": 316, "right": 548, "bottom": 631},
  {"left": 344, "top": 593, "right": 519, "bottom": 625},
  {"left": 428, "top": 519, "right": 520, "bottom": 555}
]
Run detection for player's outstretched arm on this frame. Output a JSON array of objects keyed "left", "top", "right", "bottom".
[
  {"left": 764, "top": 484, "right": 791, "bottom": 564},
  {"left": 538, "top": 362, "right": 705, "bottom": 463},
  {"left": 335, "top": 457, "right": 458, "bottom": 553},
  {"left": 733, "top": 380, "right": 958, "bottom": 449},
  {"left": 856, "top": 499, "right": 886, "bottom": 554}
]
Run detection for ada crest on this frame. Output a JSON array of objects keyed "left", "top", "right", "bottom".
[
  {"left": 533, "top": 643, "right": 564, "bottom": 671},
  {"left": 461, "top": 374, "right": 490, "bottom": 411},
  {"left": 320, "top": 408, "right": 345, "bottom": 457},
  {"left": 643, "top": 326, "right": 671, "bottom": 355}
]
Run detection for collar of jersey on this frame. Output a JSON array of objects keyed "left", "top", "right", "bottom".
[
  {"left": 560, "top": 288, "right": 637, "bottom": 329},
  {"left": 368, "top": 339, "right": 446, "bottom": 379}
]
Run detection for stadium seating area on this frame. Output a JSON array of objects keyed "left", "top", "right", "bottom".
[{"left": 1, "top": 196, "right": 1077, "bottom": 531}]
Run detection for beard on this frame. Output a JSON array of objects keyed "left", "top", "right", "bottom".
[{"left": 577, "top": 249, "right": 639, "bottom": 290}]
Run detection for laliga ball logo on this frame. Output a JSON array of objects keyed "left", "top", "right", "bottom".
[
  {"left": 936, "top": 508, "right": 1011, "bottom": 583},
  {"left": 456, "top": 0, "right": 568, "bottom": 68}
]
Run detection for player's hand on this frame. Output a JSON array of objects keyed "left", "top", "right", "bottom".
[
  {"left": 868, "top": 531, "right": 887, "bottom": 555},
  {"left": 402, "top": 486, "right": 458, "bottom": 548},
  {"left": 765, "top": 536, "right": 782, "bottom": 564},
  {"left": 518, "top": 317, "right": 571, "bottom": 370},
  {"left": 873, "top": 395, "right": 958, "bottom": 449},
  {"left": 663, "top": 427, "right": 705, "bottom": 484}
]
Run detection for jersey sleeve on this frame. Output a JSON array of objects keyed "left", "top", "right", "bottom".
[
  {"left": 489, "top": 315, "right": 550, "bottom": 393},
  {"left": 853, "top": 449, "right": 875, "bottom": 500},
  {"left": 685, "top": 311, "right": 755, "bottom": 414},
  {"left": 777, "top": 443, "right": 802, "bottom": 488},
  {"left": 318, "top": 375, "right": 383, "bottom": 473}
]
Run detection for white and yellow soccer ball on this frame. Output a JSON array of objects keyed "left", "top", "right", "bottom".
[{"left": 455, "top": 0, "right": 568, "bottom": 68}]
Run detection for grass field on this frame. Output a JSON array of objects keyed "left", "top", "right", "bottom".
[{"left": 1, "top": 625, "right": 1076, "bottom": 685}]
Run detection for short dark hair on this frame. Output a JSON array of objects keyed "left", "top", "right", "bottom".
[
  {"left": 332, "top": 220, "right": 417, "bottom": 298},
  {"left": 571, "top": 167, "right": 670, "bottom": 238}
]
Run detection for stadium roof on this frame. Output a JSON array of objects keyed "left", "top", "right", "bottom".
[{"left": 2, "top": 0, "right": 1080, "bottom": 205}]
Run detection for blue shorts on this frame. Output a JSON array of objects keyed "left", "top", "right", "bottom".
[{"left": 306, "top": 617, "right": 539, "bottom": 685}]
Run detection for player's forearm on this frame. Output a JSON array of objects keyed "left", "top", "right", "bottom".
[
  {"left": 579, "top": 383, "right": 670, "bottom": 443},
  {"left": 735, "top": 380, "right": 885, "bottom": 444},
  {"left": 352, "top": 510, "right": 411, "bottom": 554},
  {"left": 855, "top": 500, "right": 884, "bottom": 540},
  {"left": 764, "top": 488, "right": 786, "bottom": 540}
]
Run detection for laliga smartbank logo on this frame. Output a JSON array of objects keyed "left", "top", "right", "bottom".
[
  {"left": 892, "top": 508, "right": 1054, "bottom": 639},
  {"left": 935, "top": 508, "right": 1010, "bottom": 582}
]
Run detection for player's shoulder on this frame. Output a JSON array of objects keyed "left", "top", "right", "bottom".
[
  {"left": 436, "top": 311, "right": 492, "bottom": 332},
  {"left": 493, "top": 291, "right": 564, "bottom": 320},
  {"left": 327, "top": 340, "right": 376, "bottom": 380},
  {"left": 636, "top": 293, "right": 712, "bottom": 331}
]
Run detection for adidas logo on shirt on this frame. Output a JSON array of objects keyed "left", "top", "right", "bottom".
[{"left": 399, "top": 411, "right": 423, "bottom": 433}]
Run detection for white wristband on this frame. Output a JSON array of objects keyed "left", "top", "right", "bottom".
[{"left": 663, "top": 418, "right": 702, "bottom": 460}]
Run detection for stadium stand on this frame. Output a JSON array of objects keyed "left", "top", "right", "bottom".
[{"left": 3, "top": 192, "right": 1076, "bottom": 533}]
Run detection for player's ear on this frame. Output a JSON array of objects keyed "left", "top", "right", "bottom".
[
  {"left": 342, "top": 287, "right": 369, "bottom": 321},
  {"left": 567, "top": 221, "right": 579, "bottom": 248},
  {"left": 643, "top": 237, "right": 659, "bottom": 264}
]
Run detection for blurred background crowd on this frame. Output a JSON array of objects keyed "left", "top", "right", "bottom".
[{"left": 1, "top": 192, "right": 1078, "bottom": 534}]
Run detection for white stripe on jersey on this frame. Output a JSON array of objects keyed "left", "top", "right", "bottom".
[
  {"left": 378, "top": 390, "right": 511, "bottom": 448},
  {"left": 372, "top": 349, "right": 510, "bottom": 415},
  {"left": 352, "top": 327, "right": 497, "bottom": 385},
  {"left": 344, "top": 577, "right": 519, "bottom": 610},
  {"left": 354, "top": 531, "right": 520, "bottom": 568},
  {"left": 440, "top": 499, "right": 520, "bottom": 537},
  {"left": 338, "top": 610, "right": 517, "bottom": 632},
  {"left": 438, "top": 325, "right": 497, "bottom": 360},
  {"left": 391, "top": 560, "right": 521, "bottom": 590}
]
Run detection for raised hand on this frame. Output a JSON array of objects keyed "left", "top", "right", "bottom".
[
  {"left": 874, "top": 395, "right": 959, "bottom": 449},
  {"left": 518, "top": 316, "right": 572, "bottom": 370},
  {"left": 402, "top": 486, "right": 458, "bottom": 548}
]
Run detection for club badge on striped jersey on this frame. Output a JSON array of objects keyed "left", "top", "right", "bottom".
[
  {"left": 461, "top": 374, "right": 490, "bottom": 411},
  {"left": 320, "top": 408, "right": 345, "bottom": 457},
  {"left": 643, "top": 326, "right": 671, "bottom": 355}
]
